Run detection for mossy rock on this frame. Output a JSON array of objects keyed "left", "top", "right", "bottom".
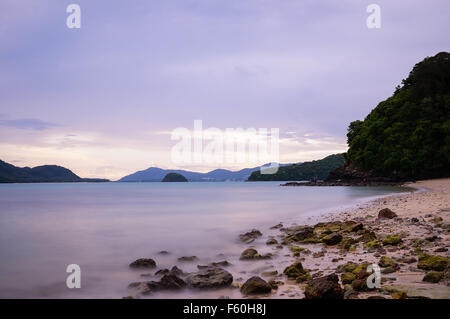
[
  {"left": 341, "top": 272, "right": 356, "bottom": 285},
  {"left": 352, "top": 263, "right": 371, "bottom": 276},
  {"left": 322, "top": 233, "right": 343, "bottom": 245},
  {"left": 379, "top": 256, "right": 398, "bottom": 268},
  {"left": 364, "top": 241, "right": 382, "bottom": 250},
  {"left": 422, "top": 271, "right": 443, "bottom": 283},
  {"left": 295, "top": 272, "right": 311, "bottom": 283},
  {"left": 382, "top": 235, "right": 402, "bottom": 246},
  {"left": 290, "top": 246, "right": 311, "bottom": 257},
  {"left": 357, "top": 231, "right": 377, "bottom": 243},
  {"left": 391, "top": 291, "right": 407, "bottom": 299},
  {"left": 336, "top": 262, "right": 358, "bottom": 273},
  {"left": 340, "top": 237, "right": 356, "bottom": 250},
  {"left": 283, "top": 261, "right": 309, "bottom": 279},
  {"left": 418, "top": 254, "right": 450, "bottom": 271}
]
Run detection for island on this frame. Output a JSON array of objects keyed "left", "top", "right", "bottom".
[{"left": 161, "top": 173, "right": 188, "bottom": 182}]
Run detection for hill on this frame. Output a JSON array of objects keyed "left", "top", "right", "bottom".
[
  {"left": 341, "top": 52, "right": 450, "bottom": 181},
  {"left": 118, "top": 164, "right": 293, "bottom": 182},
  {"left": 248, "top": 154, "right": 345, "bottom": 181},
  {"left": 0, "top": 160, "right": 109, "bottom": 183}
]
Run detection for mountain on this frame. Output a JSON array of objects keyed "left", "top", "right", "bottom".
[
  {"left": 339, "top": 52, "right": 450, "bottom": 181},
  {"left": 161, "top": 173, "right": 188, "bottom": 182},
  {"left": 118, "top": 163, "right": 293, "bottom": 182},
  {"left": 248, "top": 154, "right": 345, "bottom": 181},
  {"left": 0, "top": 160, "right": 109, "bottom": 183}
]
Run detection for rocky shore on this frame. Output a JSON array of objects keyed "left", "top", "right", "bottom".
[{"left": 124, "top": 178, "right": 450, "bottom": 299}]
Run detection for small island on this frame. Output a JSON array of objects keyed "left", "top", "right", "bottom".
[{"left": 161, "top": 172, "right": 188, "bottom": 182}]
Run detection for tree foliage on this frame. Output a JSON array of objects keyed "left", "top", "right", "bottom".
[{"left": 346, "top": 52, "right": 450, "bottom": 179}]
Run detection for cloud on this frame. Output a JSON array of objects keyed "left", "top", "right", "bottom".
[{"left": 0, "top": 118, "right": 59, "bottom": 131}]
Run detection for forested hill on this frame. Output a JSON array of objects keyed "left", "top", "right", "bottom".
[
  {"left": 343, "top": 52, "right": 450, "bottom": 181},
  {"left": 248, "top": 154, "right": 345, "bottom": 181},
  {"left": 0, "top": 159, "right": 109, "bottom": 183}
]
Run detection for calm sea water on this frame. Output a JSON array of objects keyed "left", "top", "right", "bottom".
[{"left": 0, "top": 182, "right": 409, "bottom": 298}]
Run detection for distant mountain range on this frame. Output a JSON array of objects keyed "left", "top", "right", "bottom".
[
  {"left": 0, "top": 160, "right": 109, "bottom": 183},
  {"left": 118, "top": 163, "right": 293, "bottom": 182}
]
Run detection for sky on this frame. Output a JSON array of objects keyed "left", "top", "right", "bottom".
[{"left": 0, "top": 0, "right": 449, "bottom": 180}]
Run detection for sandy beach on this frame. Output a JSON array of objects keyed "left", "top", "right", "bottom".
[{"left": 268, "top": 178, "right": 450, "bottom": 299}]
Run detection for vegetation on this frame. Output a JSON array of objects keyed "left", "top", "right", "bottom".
[
  {"left": 346, "top": 52, "right": 450, "bottom": 180},
  {"left": 248, "top": 154, "right": 345, "bottom": 181},
  {"left": 161, "top": 172, "right": 188, "bottom": 182}
]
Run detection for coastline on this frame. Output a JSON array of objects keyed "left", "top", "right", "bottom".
[
  {"left": 267, "top": 178, "right": 450, "bottom": 299},
  {"left": 125, "top": 179, "right": 449, "bottom": 299}
]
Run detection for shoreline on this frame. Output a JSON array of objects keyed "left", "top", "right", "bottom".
[
  {"left": 270, "top": 178, "right": 450, "bottom": 299},
  {"left": 126, "top": 179, "right": 449, "bottom": 299}
]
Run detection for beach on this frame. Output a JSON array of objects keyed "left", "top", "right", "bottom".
[{"left": 259, "top": 178, "right": 450, "bottom": 299}]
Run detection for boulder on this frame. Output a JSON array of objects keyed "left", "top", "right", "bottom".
[
  {"left": 283, "top": 261, "right": 310, "bottom": 282},
  {"left": 382, "top": 235, "right": 402, "bottom": 246},
  {"left": 178, "top": 256, "right": 198, "bottom": 262},
  {"left": 422, "top": 271, "right": 443, "bottom": 283},
  {"left": 322, "top": 233, "right": 343, "bottom": 245},
  {"left": 239, "top": 248, "right": 271, "bottom": 260},
  {"left": 129, "top": 258, "right": 156, "bottom": 269},
  {"left": 379, "top": 256, "right": 398, "bottom": 268},
  {"left": 378, "top": 208, "right": 397, "bottom": 219},
  {"left": 418, "top": 254, "right": 450, "bottom": 271},
  {"left": 239, "top": 229, "right": 262, "bottom": 243},
  {"left": 304, "top": 274, "right": 344, "bottom": 299},
  {"left": 240, "top": 276, "right": 272, "bottom": 295},
  {"left": 186, "top": 267, "right": 233, "bottom": 289}
]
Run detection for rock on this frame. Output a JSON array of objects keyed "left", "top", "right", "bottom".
[
  {"left": 155, "top": 269, "right": 170, "bottom": 276},
  {"left": 341, "top": 272, "right": 356, "bottom": 285},
  {"left": 417, "top": 254, "right": 450, "bottom": 271},
  {"left": 400, "top": 257, "right": 417, "bottom": 264},
  {"left": 240, "top": 276, "right": 272, "bottom": 295},
  {"left": 379, "top": 256, "right": 398, "bottom": 268},
  {"left": 128, "top": 282, "right": 152, "bottom": 295},
  {"left": 357, "top": 230, "right": 377, "bottom": 243},
  {"left": 211, "top": 260, "right": 231, "bottom": 267},
  {"left": 340, "top": 237, "right": 356, "bottom": 250},
  {"left": 239, "top": 229, "right": 262, "bottom": 243},
  {"left": 425, "top": 235, "right": 440, "bottom": 242},
  {"left": 290, "top": 246, "right": 311, "bottom": 256},
  {"left": 178, "top": 256, "right": 198, "bottom": 262},
  {"left": 170, "top": 266, "right": 184, "bottom": 276},
  {"left": 423, "top": 271, "right": 443, "bottom": 283},
  {"left": 322, "top": 233, "right": 343, "bottom": 245},
  {"left": 261, "top": 270, "right": 278, "bottom": 277},
  {"left": 239, "top": 248, "right": 271, "bottom": 260},
  {"left": 378, "top": 208, "right": 397, "bottom": 219},
  {"left": 268, "top": 279, "right": 283, "bottom": 290},
  {"left": 381, "top": 265, "right": 400, "bottom": 274},
  {"left": 304, "top": 274, "right": 344, "bottom": 299},
  {"left": 129, "top": 258, "right": 156, "bottom": 269},
  {"left": 291, "top": 227, "right": 314, "bottom": 241},
  {"left": 156, "top": 274, "right": 186, "bottom": 290},
  {"left": 270, "top": 223, "right": 283, "bottom": 229},
  {"left": 364, "top": 241, "right": 382, "bottom": 250},
  {"left": 336, "top": 262, "right": 358, "bottom": 273},
  {"left": 266, "top": 238, "right": 278, "bottom": 245},
  {"left": 433, "top": 216, "right": 443, "bottom": 224},
  {"left": 382, "top": 235, "right": 402, "bottom": 246},
  {"left": 186, "top": 267, "right": 233, "bottom": 289},
  {"left": 283, "top": 261, "right": 310, "bottom": 282},
  {"left": 411, "top": 217, "right": 419, "bottom": 223},
  {"left": 391, "top": 291, "right": 407, "bottom": 299},
  {"left": 434, "top": 247, "right": 448, "bottom": 253}
]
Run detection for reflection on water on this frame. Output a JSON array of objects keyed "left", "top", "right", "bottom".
[{"left": 0, "top": 182, "right": 409, "bottom": 298}]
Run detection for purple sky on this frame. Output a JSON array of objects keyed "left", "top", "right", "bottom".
[{"left": 0, "top": 0, "right": 449, "bottom": 179}]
